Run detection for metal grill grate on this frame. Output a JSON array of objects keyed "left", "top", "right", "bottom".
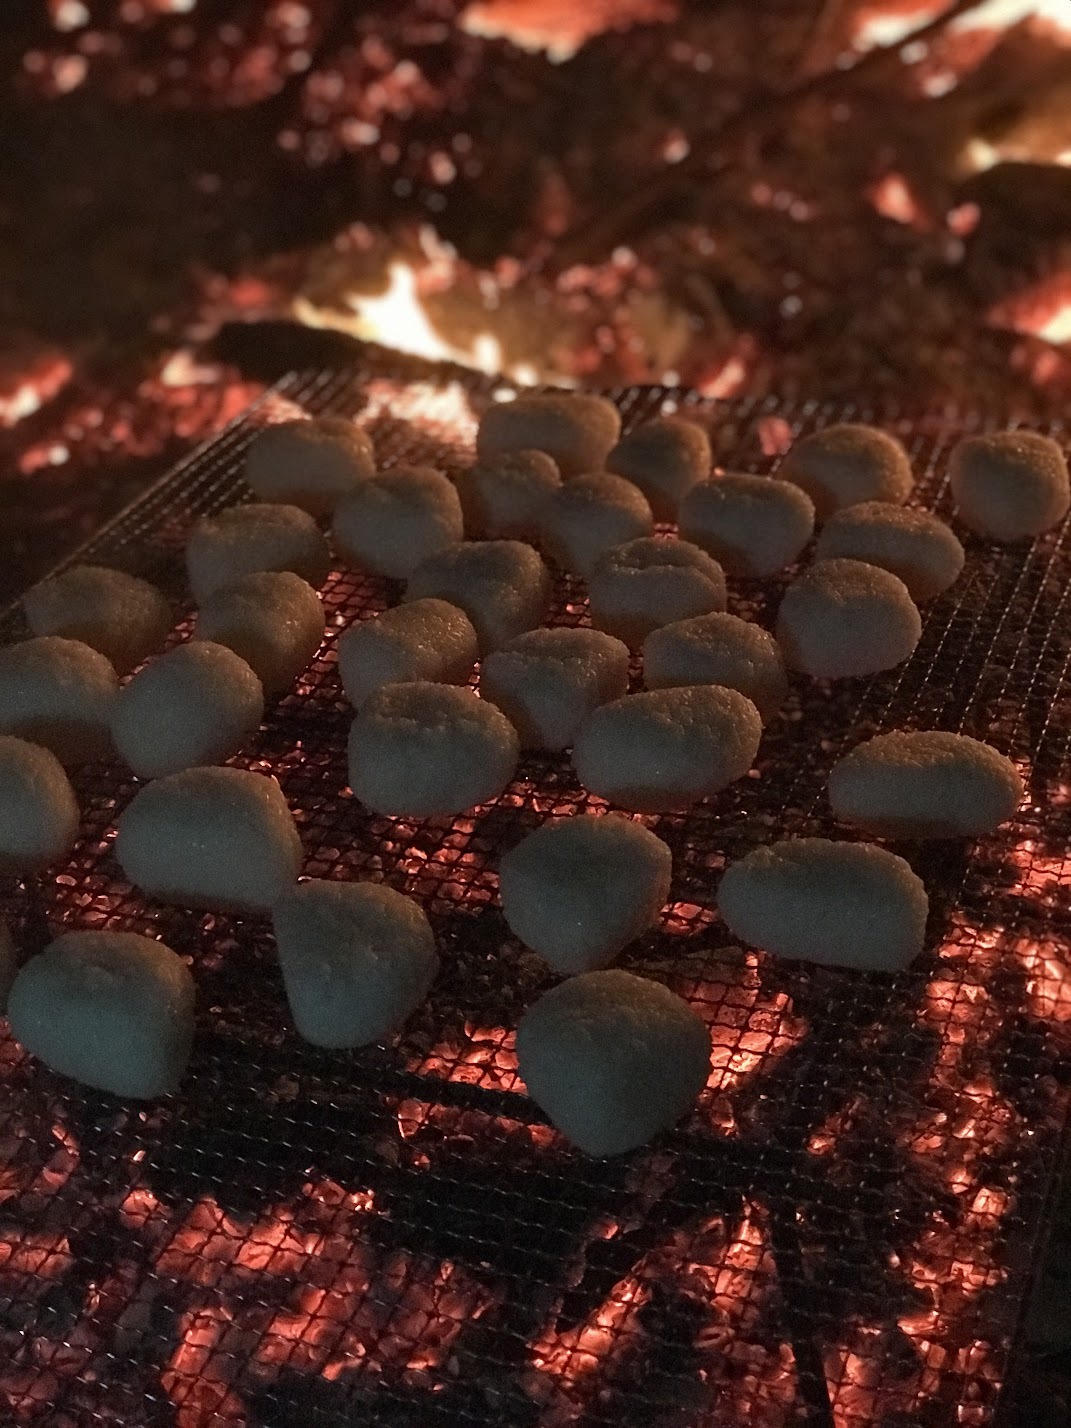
[{"left": 0, "top": 345, "right": 1069, "bottom": 1427}]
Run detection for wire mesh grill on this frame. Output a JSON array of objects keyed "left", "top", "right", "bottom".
[{"left": 0, "top": 345, "right": 1069, "bottom": 1427}]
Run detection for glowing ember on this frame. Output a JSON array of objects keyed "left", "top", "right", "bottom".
[
  {"left": 408, "top": 1024, "right": 520, "bottom": 1091},
  {"left": 702, "top": 1207, "right": 770, "bottom": 1316},
  {"left": 49, "top": 0, "right": 89, "bottom": 31},
  {"left": 869, "top": 171, "right": 928, "bottom": 227},
  {"left": 257, "top": 1249, "right": 497, "bottom": 1381},
  {"left": 162, "top": 1306, "right": 248, "bottom": 1428},
  {"left": 29, "top": 1121, "right": 79, "bottom": 1197},
  {"left": 1013, "top": 936, "right": 1071, "bottom": 1022},
  {"left": 1008, "top": 837, "right": 1071, "bottom": 900},
  {"left": 0, "top": 352, "right": 72, "bottom": 427},
  {"left": 953, "top": 0, "right": 1071, "bottom": 42},
  {"left": 142, "top": 1183, "right": 501, "bottom": 1409},
  {"left": 855, "top": 0, "right": 1071, "bottom": 50},
  {"left": 965, "top": 134, "right": 1071, "bottom": 172},
  {"left": 852, "top": 2, "right": 946, "bottom": 50},
  {"left": 700, "top": 973, "right": 807, "bottom": 1095},
  {"left": 159, "top": 349, "right": 226, "bottom": 387},
  {"left": 757, "top": 415, "right": 794, "bottom": 456},
  {"left": 357, "top": 375, "right": 480, "bottom": 444},
  {"left": 459, "top": 0, "right": 677, "bottom": 63},
  {"left": 119, "top": 1185, "right": 164, "bottom": 1227},
  {"left": 530, "top": 1274, "right": 647, "bottom": 1380},
  {"left": 989, "top": 275, "right": 1071, "bottom": 345},
  {"left": 695, "top": 342, "right": 754, "bottom": 399},
  {"left": 0, "top": 1232, "right": 73, "bottom": 1280},
  {"left": 1036, "top": 303, "right": 1071, "bottom": 345}
]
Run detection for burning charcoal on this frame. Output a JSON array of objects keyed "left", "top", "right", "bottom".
[
  {"left": 115, "top": 766, "right": 303, "bottom": 913},
  {"left": 455, "top": 448, "right": 562, "bottom": 540},
  {"left": 185, "top": 502, "right": 331, "bottom": 603},
  {"left": 272, "top": 879, "right": 438, "bottom": 1047},
  {"left": 779, "top": 424, "right": 914, "bottom": 521},
  {"left": 0, "top": 636, "right": 118, "bottom": 764},
  {"left": 112, "top": 642, "right": 264, "bottom": 781},
  {"left": 195, "top": 569, "right": 324, "bottom": 696},
  {"left": 22, "top": 564, "right": 172, "bottom": 676},
  {"left": 332, "top": 464, "right": 464, "bottom": 579},
  {"left": 587, "top": 535, "right": 727, "bottom": 648},
  {"left": 606, "top": 415, "right": 711, "bottom": 520},
  {"left": 573, "top": 685, "right": 761, "bottom": 812},
  {"left": 949, "top": 430, "right": 1070, "bottom": 540},
  {"left": 0, "top": 735, "right": 79, "bottom": 875},
  {"left": 7, "top": 930, "right": 194, "bottom": 1098},
  {"left": 516, "top": 969, "right": 710, "bottom": 1155},
  {"left": 477, "top": 392, "right": 621, "bottom": 478},
  {"left": 538, "top": 472, "right": 653, "bottom": 577},
  {"left": 404, "top": 540, "right": 551, "bottom": 653},
  {"left": 828, "top": 731, "right": 1024, "bottom": 839},
  {"left": 336, "top": 598, "right": 478, "bottom": 709},
  {"left": 348, "top": 681, "right": 519, "bottom": 817},
  {"left": 717, "top": 838, "right": 928, "bottom": 971},
  {"left": 775, "top": 558, "right": 921, "bottom": 678},
  {"left": 678, "top": 473, "right": 815, "bottom": 579},
  {"left": 480, "top": 627, "right": 629, "bottom": 751},
  {"left": 643, "top": 611, "right": 788, "bottom": 722},
  {"left": 499, "top": 813, "right": 671, "bottom": 974},
  {"left": 814, "top": 502, "right": 965, "bottom": 602},
  {"left": 244, "top": 415, "right": 374, "bottom": 515}
]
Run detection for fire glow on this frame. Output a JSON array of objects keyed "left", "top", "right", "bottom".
[
  {"left": 293, "top": 246, "right": 539, "bottom": 385},
  {"left": 0, "top": 353, "right": 72, "bottom": 428},
  {"left": 853, "top": 0, "right": 1071, "bottom": 51},
  {"left": 989, "top": 274, "right": 1071, "bottom": 346},
  {"left": 459, "top": 0, "right": 678, "bottom": 63},
  {"left": 149, "top": 1188, "right": 501, "bottom": 1416}
]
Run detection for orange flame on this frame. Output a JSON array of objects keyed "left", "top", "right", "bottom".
[
  {"left": 854, "top": 0, "right": 1071, "bottom": 52},
  {"left": 459, "top": 0, "right": 678, "bottom": 63},
  {"left": 294, "top": 242, "right": 538, "bottom": 384},
  {"left": 0, "top": 353, "right": 72, "bottom": 427},
  {"left": 989, "top": 274, "right": 1071, "bottom": 346}
]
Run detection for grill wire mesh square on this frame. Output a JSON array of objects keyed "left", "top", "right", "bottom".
[{"left": 0, "top": 347, "right": 1069, "bottom": 1428}]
